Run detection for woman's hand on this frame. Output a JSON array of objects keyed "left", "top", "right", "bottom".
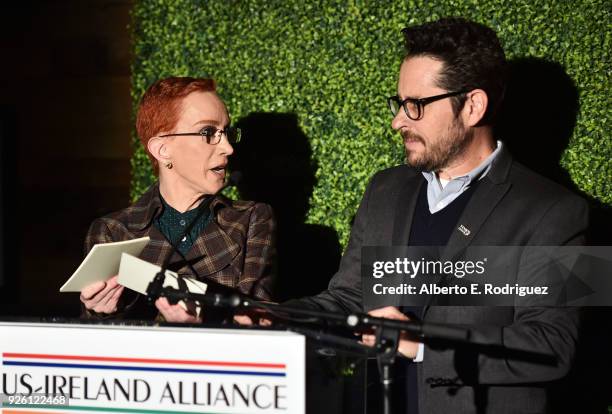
[
  {"left": 233, "top": 311, "right": 272, "bottom": 326},
  {"left": 155, "top": 297, "right": 202, "bottom": 323},
  {"left": 80, "top": 275, "right": 124, "bottom": 314}
]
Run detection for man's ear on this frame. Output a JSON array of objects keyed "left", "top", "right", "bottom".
[
  {"left": 147, "top": 136, "right": 172, "bottom": 165},
  {"left": 461, "top": 89, "right": 488, "bottom": 127}
]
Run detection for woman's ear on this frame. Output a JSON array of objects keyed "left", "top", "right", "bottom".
[
  {"left": 461, "top": 89, "right": 488, "bottom": 127},
  {"left": 147, "top": 136, "right": 171, "bottom": 165}
]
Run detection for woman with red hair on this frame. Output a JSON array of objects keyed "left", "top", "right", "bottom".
[{"left": 79, "top": 77, "right": 275, "bottom": 323}]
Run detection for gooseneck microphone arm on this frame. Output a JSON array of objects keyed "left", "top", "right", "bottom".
[{"left": 151, "top": 288, "right": 471, "bottom": 344}]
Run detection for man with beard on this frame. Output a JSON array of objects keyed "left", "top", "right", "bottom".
[{"left": 285, "top": 18, "right": 588, "bottom": 414}]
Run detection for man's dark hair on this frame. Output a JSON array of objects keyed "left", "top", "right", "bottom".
[{"left": 402, "top": 17, "right": 507, "bottom": 125}]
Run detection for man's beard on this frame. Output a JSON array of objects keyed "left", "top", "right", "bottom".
[{"left": 402, "top": 117, "right": 474, "bottom": 172}]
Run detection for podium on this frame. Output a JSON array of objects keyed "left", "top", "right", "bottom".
[{"left": 0, "top": 321, "right": 306, "bottom": 413}]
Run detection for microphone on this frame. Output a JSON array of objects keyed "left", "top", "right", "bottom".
[
  {"left": 160, "top": 291, "right": 246, "bottom": 309},
  {"left": 146, "top": 171, "right": 242, "bottom": 303}
]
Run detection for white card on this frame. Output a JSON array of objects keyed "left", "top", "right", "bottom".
[
  {"left": 118, "top": 253, "right": 208, "bottom": 314},
  {"left": 60, "top": 237, "right": 150, "bottom": 292}
]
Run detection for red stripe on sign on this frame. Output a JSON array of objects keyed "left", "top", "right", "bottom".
[{"left": 3, "top": 353, "right": 286, "bottom": 369}]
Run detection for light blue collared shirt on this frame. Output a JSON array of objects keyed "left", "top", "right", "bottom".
[{"left": 421, "top": 141, "right": 503, "bottom": 214}]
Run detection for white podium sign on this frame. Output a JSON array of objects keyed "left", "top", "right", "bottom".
[{"left": 0, "top": 322, "right": 305, "bottom": 413}]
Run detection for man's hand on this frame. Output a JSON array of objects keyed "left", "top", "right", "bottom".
[
  {"left": 80, "top": 275, "right": 124, "bottom": 314},
  {"left": 155, "top": 297, "right": 202, "bottom": 323},
  {"left": 361, "top": 306, "right": 420, "bottom": 359}
]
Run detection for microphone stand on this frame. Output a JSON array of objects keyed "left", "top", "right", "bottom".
[
  {"left": 152, "top": 287, "right": 469, "bottom": 414},
  {"left": 148, "top": 285, "right": 558, "bottom": 414}
]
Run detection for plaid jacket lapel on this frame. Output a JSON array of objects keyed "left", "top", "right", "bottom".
[
  {"left": 124, "top": 184, "right": 162, "bottom": 234},
  {"left": 122, "top": 184, "right": 169, "bottom": 266},
  {"left": 136, "top": 190, "right": 241, "bottom": 279},
  {"left": 182, "top": 219, "right": 241, "bottom": 278},
  {"left": 139, "top": 225, "right": 174, "bottom": 268},
  {"left": 120, "top": 184, "right": 243, "bottom": 285}
]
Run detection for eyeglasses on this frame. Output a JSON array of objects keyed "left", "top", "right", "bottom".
[
  {"left": 159, "top": 125, "right": 241, "bottom": 145},
  {"left": 387, "top": 90, "right": 468, "bottom": 120}
]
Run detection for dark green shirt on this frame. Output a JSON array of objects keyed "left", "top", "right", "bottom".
[{"left": 154, "top": 196, "right": 213, "bottom": 255}]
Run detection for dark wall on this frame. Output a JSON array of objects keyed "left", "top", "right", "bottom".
[
  {"left": 0, "top": 108, "right": 7, "bottom": 290},
  {"left": 0, "top": 0, "right": 134, "bottom": 316}
]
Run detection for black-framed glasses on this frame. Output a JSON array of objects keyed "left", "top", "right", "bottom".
[
  {"left": 159, "top": 125, "right": 241, "bottom": 145},
  {"left": 387, "top": 90, "right": 469, "bottom": 120}
]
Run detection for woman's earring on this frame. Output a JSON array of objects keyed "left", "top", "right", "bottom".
[{"left": 165, "top": 161, "right": 173, "bottom": 169}]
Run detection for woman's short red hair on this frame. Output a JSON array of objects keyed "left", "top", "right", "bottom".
[{"left": 136, "top": 77, "right": 216, "bottom": 171}]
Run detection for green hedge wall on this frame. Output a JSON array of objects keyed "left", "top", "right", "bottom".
[{"left": 131, "top": 0, "right": 611, "bottom": 246}]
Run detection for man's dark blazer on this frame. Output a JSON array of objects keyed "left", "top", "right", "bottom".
[{"left": 293, "top": 146, "right": 589, "bottom": 413}]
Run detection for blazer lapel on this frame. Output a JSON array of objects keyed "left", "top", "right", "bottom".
[
  {"left": 422, "top": 147, "right": 514, "bottom": 317},
  {"left": 442, "top": 179, "right": 511, "bottom": 261},
  {"left": 181, "top": 220, "right": 241, "bottom": 279},
  {"left": 139, "top": 225, "right": 174, "bottom": 267},
  {"left": 392, "top": 173, "right": 424, "bottom": 245},
  {"left": 128, "top": 188, "right": 240, "bottom": 286}
]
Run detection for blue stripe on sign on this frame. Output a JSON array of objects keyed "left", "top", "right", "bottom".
[{"left": 3, "top": 361, "right": 286, "bottom": 377}]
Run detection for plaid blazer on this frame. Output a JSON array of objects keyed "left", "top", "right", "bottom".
[{"left": 83, "top": 183, "right": 275, "bottom": 319}]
